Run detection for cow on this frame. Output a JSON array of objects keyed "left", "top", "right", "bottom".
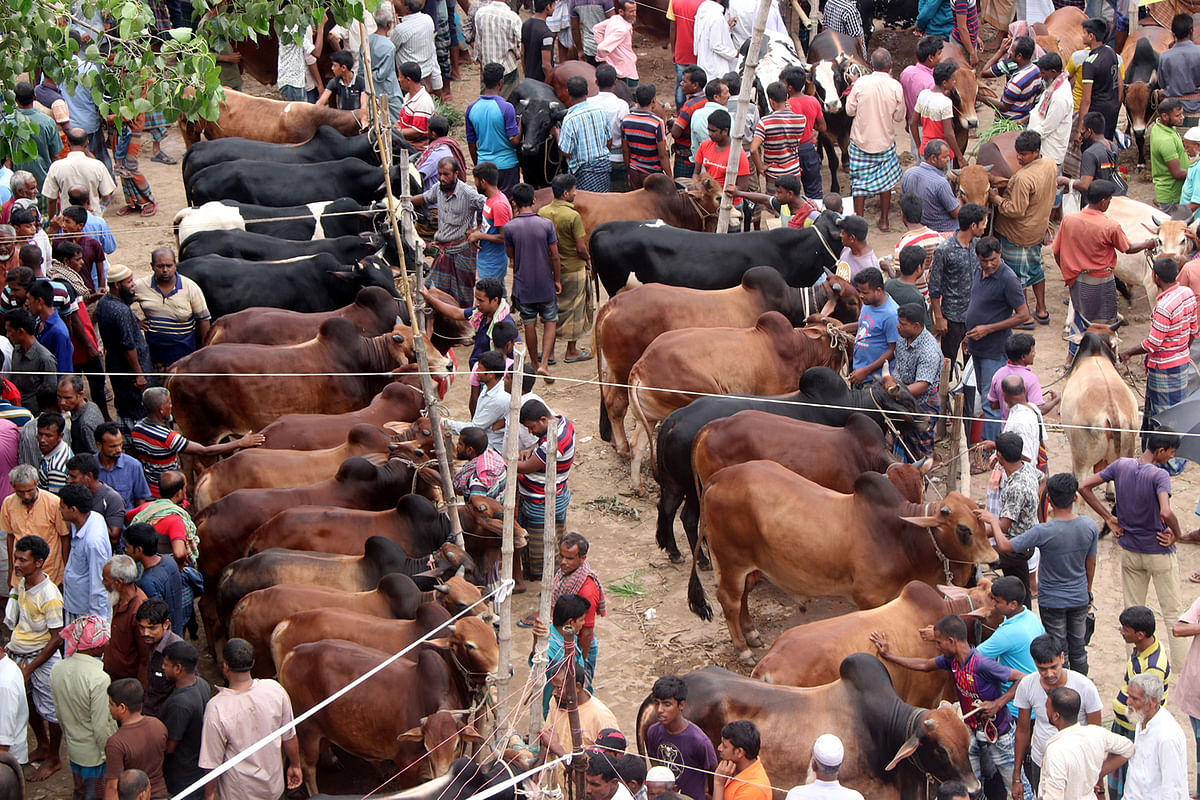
[
  {"left": 279, "top": 636, "right": 495, "bottom": 793},
  {"left": 589, "top": 212, "right": 843, "bottom": 296},
  {"left": 512, "top": 79, "right": 567, "bottom": 188},
  {"left": 186, "top": 157, "right": 407, "bottom": 207},
  {"left": 178, "top": 253, "right": 403, "bottom": 320},
  {"left": 625, "top": 312, "right": 849, "bottom": 492},
  {"left": 532, "top": 173, "right": 724, "bottom": 236},
  {"left": 752, "top": 580, "right": 997, "bottom": 707},
  {"left": 181, "top": 125, "right": 418, "bottom": 183},
  {"left": 689, "top": 463, "right": 995, "bottom": 661},
  {"left": 595, "top": 266, "right": 860, "bottom": 458},
  {"left": 937, "top": 40, "right": 983, "bottom": 157},
  {"left": 1121, "top": 30, "right": 1169, "bottom": 170},
  {"left": 546, "top": 60, "right": 636, "bottom": 107},
  {"left": 1041, "top": 6, "right": 1087, "bottom": 63},
  {"left": 178, "top": 229, "right": 384, "bottom": 263},
  {"left": 655, "top": 366, "right": 923, "bottom": 564},
  {"left": 178, "top": 87, "right": 361, "bottom": 146},
  {"left": 1060, "top": 329, "right": 1140, "bottom": 487},
  {"left": 806, "top": 30, "right": 866, "bottom": 193},
  {"left": 174, "top": 198, "right": 383, "bottom": 245},
  {"left": 1103, "top": 195, "right": 1191, "bottom": 307},
  {"left": 635, "top": 655, "right": 980, "bottom": 799},
  {"left": 309, "top": 757, "right": 518, "bottom": 800},
  {"left": 167, "top": 318, "right": 448, "bottom": 444},
  {"left": 206, "top": 286, "right": 401, "bottom": 345},
  {"left": 258, "top": 382, "right": 426, "bottom": 451}
]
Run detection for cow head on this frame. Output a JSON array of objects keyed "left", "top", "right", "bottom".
[
  {"left": 951, "top": 164, "right": 1005, "bottom": 206},
  {"left": 684, "top": 171, "right": 724, "bottom": 232},
  {"left": 332, "top": 254, "right": 404, "bottom": 300},
  {"left": 395, "top": 710, "right": 485, "bottom": 781},
  {"left": 518, "top": 97, "right": 567, "bottom": 157},
  {"left": 382, "top": 324, "right": 454, "bottom": 383},
  {"left": 884, "top": 461, "right": 926, "bottom": 503},
  {"left": 1067, "top": 325, "right": 1123, "bottom": 371},
  {"left": 1125, "top": 81, "right": 1153, "bottom": 137},
  {"left": 430, "top": 542, "right": 481, "bottom": 584},
  {"left": 461, "top": 494, "right": 525, "bottom": 544},
  {"left": 948, "top": 68, "right": 979, "bottom": 131},
  {"left": 809, "top": 59, "right": 847, "bottom": 113},
  {"left": 387, "top": 416, "right": 437, "bottom": 457},
  {"left": 885, "top": 701, "right": 980, "bottom": 795},
  {"left": 898, "top": 492, "right": 998, "bottom": 568},
  {"left": 439, "top": 614, "right": 500, "bottom": 677},
  {"left": 432, "top": 575, "right": 488, "bottom": 619},
  {"left": 1145, "top": 217, "right": 1190, "bottom": 263},
  {"left": 867, "top": 372, "right": 925, "bottom": 436}
]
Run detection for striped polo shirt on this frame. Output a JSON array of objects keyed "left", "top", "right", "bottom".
[
  {"left": 950, "top": 0, "right": 979, "bottom": 49},
  {"left": 130, "top": 417, "right": 190, "bottom": 496},
  {"left": 673, "top": 93, "right": 709, "bottom": 162},
  {"left": 517, "top": 414, "right": 575, "bottom": 515},
  {"left": 133, "top": 274, "right": 210, "bottom": 366},
  {"left": 1113, "top": 638, "right": 1170, "bottom": 730},
  {"left": 999, "top": 62, "right": 1042, "bottom": 119},
  {"left": 621, "top": 109, "right": 668, "bottom": 174},
  {"left": 754, "top": 109, "right": 806, "bottom": 179},
  {"left": 1143, "top": 283, "right": 1199, "bottom": 370}
]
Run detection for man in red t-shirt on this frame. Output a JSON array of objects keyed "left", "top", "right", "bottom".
[
  {"left": 667, "top": 0, "right": 705, "bottom": 106},
  {"left": 547, "top": 531, "right": 606, "bottom": 659},
  {"left": 695, "top": 109, "right": 750, "bottom": 228},
  {"left": 782, "top": 66, "right": 827, "bottom": 200}
]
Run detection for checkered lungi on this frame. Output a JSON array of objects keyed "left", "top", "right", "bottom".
[
  {"left": 573, "top": 159, "right": 611, "bottom": 193},
  {"left": 848, "top": 141, "right": 901, "bottom": 197},
  {"left": 143, "top": 110, "right": 169, "bottom": 142},
  {"left": 898, "top": 394, "right": 940, "bottom": 461},
  {"left": 428, "top": 241, "right": 478, "bottom": 307},
  {"left": 1143, "top": 362, "right": 1190, "bottom": 440},
  {"left": 1063, "top": 111, "right": 1082, "bottom": 177},
  {"left": 998, "top": 235, "right": 1045, "bottom": 287},
  {"left": 8, "top": 648, "right": 60, "bottom": 722}
]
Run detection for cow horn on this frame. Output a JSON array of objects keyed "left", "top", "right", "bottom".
[
  {"left": 392, "top": 333, "right": 405, "bottom": 343},
  {"left": 455, "top": 564, "right": 466, "bottom": 578},
  {"left": 923, "top": 718, "right": 937, "bottom": 731},
  {"left": 446, "top": 623, "right": 457, "bottom": 633},
  {"left": 435, "top": 584, "right": 450, "bottom": 594},
  {"left": 1143, "top": 222, "right": 1161, "bottom": 234},
  {"left": 881, "top": 360, "right": 891, "bottom": 379}
]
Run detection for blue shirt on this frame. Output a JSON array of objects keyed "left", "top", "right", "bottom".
[
  {"left": 465, "top": 95, "right": 519, "bottom": 170},
  {"left": 915, "top": 0, "right": 953, "bottom": 36},
  {"left": 83, "top": 211, "right": 116, "bottom": 254},
  {"left": 36, "top": 311, "right": 73, "bottom": 378},
  {"left": 0, "top": 166, "right": 11, "bottom": 203},
  {"left": 1010, "top": 517, "right": 1099, "bottom": 609},
  {"left": 559, "top": 101, "right": 614, "bottom": 170},
  {"left": 977, "top": 607, "right": 1044, "bottom": 717},
  {"left": 139, "top": 557, "right": 186, "bottom": 636},
  {"left": 99, "top": 453, "right": 153, "bottom": 508},
  {"left": 899, "top": 162, "right": 960, "bottom": 233},
  {"left": 965, "top": 264, "right": 1025, "bottom": 360},
  {"left": 63, "top": 59, "right": 101, "bottom": 133},
  {"left": 853, "top": 296, "right": 899, "bottom": 380},
  {"left": 62, "top": 511, "right": 113, "bottom": 619}
]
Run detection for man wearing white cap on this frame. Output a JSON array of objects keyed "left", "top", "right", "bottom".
[
  {"left": 1177, "top": 126, "right": 1200, "bottom": 216},
  {"left": 783, "top": 735, "right": 865, "bottom": 800},
  {"left": 93, "top": 263, "right": 153, "bottom": 435},
  {"left": 645, "top": 766, "right": 678, "bottom": 800}
]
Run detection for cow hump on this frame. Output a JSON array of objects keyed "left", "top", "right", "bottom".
[
  {"left": 317, "top": 316, "right": 360, "bottom": 344},
  {"left": 753, "top": 310, "right": 795, "bottom": 340},
  {"left": 739, "top": 266, "right": 787, "bottom": 297}
]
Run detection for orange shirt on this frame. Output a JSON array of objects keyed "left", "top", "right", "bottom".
[
  {"left": 3, "top": 489, "right": 70, "bottom": 587},
  {"left": 1051, "top": 207, "right": 1132, "bottom": 286},
  {"left": 725, "top": 759, "right": 773, "bottom": 800}
]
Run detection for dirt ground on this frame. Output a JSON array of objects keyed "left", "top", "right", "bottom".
[{"left": 19, "top": 18, "right": 1200, "bottom": 799}]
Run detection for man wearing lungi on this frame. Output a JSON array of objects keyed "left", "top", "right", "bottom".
[
  {"left": 845, "top": 48, "right": 906, "bottom": 232},
  {"left": 539, "top": 174, "right": 594, "bottom": 363},
  {"left": 412, "top": 156, "right": 486, "bottom": 307}
]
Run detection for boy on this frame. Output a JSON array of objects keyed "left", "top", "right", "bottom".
[
  {"left": 836, "top": 215, "right": 880, "bottom": 279},
  {"left": 988, "top": 333, "right": 1060, "bottom": 420},
  {"left": 887, "top": 245, "right": 931, "bottom": 328},
  {"left": 504, "top": 183, "right": 561, "bottom": 382},
  {"left": 850, "top": 267, "right": 899, "bottom": 386},
  {"left": 468, "top": 161, "right": 512, "bottom": 282},
  {"left": 645, "top": 675, "right": 717, "bottom": 800},
  {"left": 316, "top": 51, "right": 366, "bottom": 125}
]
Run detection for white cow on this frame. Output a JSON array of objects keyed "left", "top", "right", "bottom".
[{"left": 1060, "top": 327, "right": 1140, "bottom": 488}]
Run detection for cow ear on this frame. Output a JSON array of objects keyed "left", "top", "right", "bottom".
[
  {"left": 459, "top": 724, "right": 485, "bottom": 744},
  {"left": 396, "top": 726, "right": 425, "bottom": 743},
  {"left": 328, "top": 269, "right": 356, "bottom": 281},
  {"left": 898, "top": 513, "right": 941, "bottom": 527},
  {"left": 885, "top": 732, "right": 922, "bottom": 771}
]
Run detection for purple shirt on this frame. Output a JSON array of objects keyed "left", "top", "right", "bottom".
[
  {"left": 987, "top": 363, "right": 1044, "bottom": 420},
  {"left": 1098, "top": 458, "right": 1174, "bottom": 554},
  {"left": 645, "top": 721, "right": 717, "bottom": 800},
  {"left": 0, "top": 419, "right": 19, "bottom": 504},
  {"left": 504, "top": 212, "right": 558, "bottom": 305},
  {"left": 900, "top": 62, "right": 935, "bottom": 118},
  {"left": 935, "top": 647, "right": 1014, "bottom": 734}
]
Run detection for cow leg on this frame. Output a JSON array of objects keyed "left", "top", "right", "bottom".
[
  {"left": 681, "top": 493, "right": 711, "bottom": 570},
  {"left": 715, "top": 566, "right": 754, "bottom": 663},
  {"left": 300, "top": 728, "right": 326, "bottom": 795},
  {"left": 741, "top": 571, "right": 764, "bottom": 650},
  {"left": 628, "top": 424, "right": 647, "bottom": 496},
  {"left": 656, "top": 478, "right": 687, "bottom": 562},
  {"left": 604, "top": 388, "right": 633, "bottom": 457},
  {"left": 820, "top": 133, "right": 841, "bottom": 195}
]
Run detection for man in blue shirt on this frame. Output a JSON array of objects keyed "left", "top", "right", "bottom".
[
  {"left": 94, "top": 422, "right": 153, "bottom": 508},
  {"left": 26, "top": 280, "right": 72, "bottom": 378},
  {"left": 67, "top": 187, "right": 116, "bottom": 254},
  {"left": 850, "top": 267, "right": 899, "bottom": 385},
  {"left": 62, "top": 48, "right": 111, "bottom": 172},
  {"left": 976, "top": 576, "right": 1045, "bottom": 719},
  {"left": 465, "top": 64, "right": 521, "bottom": 194},
  {"left": 59, "top": 482, "right": 113, "bottom": 622}
]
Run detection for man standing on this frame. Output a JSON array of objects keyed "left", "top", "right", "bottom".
[
  {"left": 60, "top": 483, "right": 112, "bottom": 623},
  {"left": 42, "top": 128, "right": 115, "bottom": 217},
  {"left": 667, "top": 0, "right": 703, "bottom": 107},
  {"left": 474, "top": 0, "right": 522, "bottom": 96},
  {"left": 590, "top": 65, "right": 630, "bottom": 190},
  {"left": 822, "top": 0, "right": 865, "bottom": 54},
  {"left": 368, "top": 6, "right": 406, "bottom": 125},
  {"left": 95, "top": 264, "right": 153, "bottom": 435},
  {"left": 689, "top": 79, "right": 730, "bottom": 160},
  {"left": 1039, "top": 687, "right": 1134, "bottom": 800},
  {"left": 1061, "top": 114, "right": 1125, "bottom": 202},
  {"left": 1157, "top": 14, "right": 1200, "bottom": 121},
  {"left": 544, "top": 532, "right": 605, "bottom": 662},
  {"left": 136, "top": 599, "right": 183, "bottom": 719},
  {"left": 102, "top": 554, "right": 147, "bottom": 681},
  {"left": 57, "top": 375, "right": 103, "bottom": 457},
  {"left": 988, "top": 131, "right": 1055, "bottom": 326},
  {"left": 0, "top": 645, "right": 29, "bottom": 769},
  {"left": 66, "top": 457, "right": 124, "bottom": 549},
  {"left": 593, "top": 1, "right": 637, "bottom": 86},
  {"left": 469, "top": 161, "right": 513, "bottom": 283},
  {"left": 893, "top": 302, "right": 942, "bottom": 462},
  {"left": 752, "top": 83, "right": 805, "bottom": 194},
  {"left": 3, "top": 465, "right": 69, "bottom": 587},
  {"left": 1150, "top": 100, "right": 1189, "bottom": 213},
  {"left": 103, "top": 679, "right": 170, "bottom": 800},
  {"left": 570, "top": 0, "right": 615, "bottom": 64},
  {"left": 670, "top": 66, "right": 709, "bottom": 179},
  {"left": 845, "top": 49, "right": 906, "bottom": 232},
  {"left": 199, "top": 638, "right": 303, "bottom": 799},
  {"left": 34, "top": 412, "right": 71, "bottom": 493},
  {"left": 849, "top": 268, "right": 899, "bottom": 385},
  {"left": 27, "top": 281, "right": 73, "bottom": 376},
  {"left": 645, "top": 676, "right": 717, "bottom": 800},
  {"left": 695, "top": 110, "right": 750, "bottom": 226},
  {"left": 132, "top": 247, "right": 210, "bottom": 368},
  {"left": 977, "top": 434, "right": 1042, "bottom": 592},
  {"left": 411, "top": 158, "right": 486, "bottom": 307},
  {"left": 391, "top": 0, "right": 442, "bottom": 96},
  {"left": 712, "top": 721, "right": 772, "bottom": 800},
  {"left": 539, "top": 173, "right": 593, "bottom": 361},
  {"left": 125, "top": 523, "right": 184, "bottom": 638},
  {"left": 1105, "top": 605, "right": 1173, "bottom": 800},
  {"left": 464, "top": 72, "right": 521, "bottom": 196},
  {"left": 692, "top": 0, "right": 737, "bottom": 87},
  {"left": 1172, "top": 594, "right": 1200, "bottom": 797},
  {"left": 900, "top": 140, "right": 961, "bottom": 233},
  {"left": 900, "top": 37, "right": 943, "bottom": 158},
  {"left": 522, "top": 0, "right": 555, "bottom": 82},
  {"left": 6, "top": 309, "right": 57, "bottom": 412},
  {"left": 506, "top": 183, "right": 561, "bottom": 379},
  {"left": 1124, "top": 673, "right": 1188, "bottom": 800},
  {"left": 94, "top": 423, "right": 153, "bottom": 510},
  {"left": 517, "top": 400, "right": 574, "bottom": 581},
  {"left": 444, "top": 350, "right": 511, "bottom": 453},
  {"left": 558, "top": 76, "right": 614, "bottom": 192},
  {"left": 928, "top": 202, "right": 987, "bottom": 361},
  {"left": 783, "top": 735, "right": 864, "bottom": 800},
  {"left": 1077, "top": 18, "right": 1122, "bottom": 141},
  {"left": 1029, "top": 54, "right": 1075, "bottom": 168},
  {"left": 622, "top": 83, "right": 672, "bottom": 189},
  {"left": 160, "top": 641, "right": 210, "bottom": 800},
  {"left": 50, "top": 614, "right": 118, "bottom": 798},
  {"left": 12, "top": 82, "right": 63, "bottom": 191}
]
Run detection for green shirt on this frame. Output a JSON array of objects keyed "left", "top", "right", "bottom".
[
  {"left": 537, "top": 199, "right": 588, "bottom": 273},
  {"left": 218, "top": 43, "right": 244, "bottom": 90},
  {"left": 885, "top": 277, "right": 931, "bottom": 328},
  {"left": 48, "top": 653, "right": 117, "bottom": 767},
  {"left": 1150, "top": 119, "right": 1187, "bottom": 204},
  {"left": 14, "top": 107, "right": 63, "bottom": 187}
]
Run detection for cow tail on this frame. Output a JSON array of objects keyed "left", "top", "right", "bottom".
[
  {"left": 687, "top": 504, "right": 714, "bottom": 621},
  {"left": 634, "top": 692, "right": 658, "bottom": 757},
  {"left": 596, "top": 308, "right": 613, "bottom": 442}
]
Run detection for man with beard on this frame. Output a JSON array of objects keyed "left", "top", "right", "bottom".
[
  {"left": 0, "top": 223, "right": 19, "bottom": 276},
  {"left": 101, "top": 554, "right": 146, "bottom": 681},
  {"left": 94, "top": 264, "right": 153, "bottom": 436},
  {"left": 135, "top": 598, "right": 181, "bottom": 718}
]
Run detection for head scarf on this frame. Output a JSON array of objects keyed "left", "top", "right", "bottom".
[{"left": 62, "top": 614, "right": 111, "bottom": 656}]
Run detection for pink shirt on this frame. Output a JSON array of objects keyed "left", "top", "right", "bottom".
[
  {"left": 1175, "top": 595, "right": 1200, "bottom": 719},
  {"left": 0, "top": 420, "right": 18, "bottom": 505},
  {"left": 899, "top": 62, "right": 934, "bottom": 119},
  {"left": 987, "top": 363, "right": 1044, "bottom": 420},
  {"left": 593, "top": 15, "right": 637, "bottom": 79},
  {"left": 1178, "top": 257, "right": 1200, "bottom": 302}
]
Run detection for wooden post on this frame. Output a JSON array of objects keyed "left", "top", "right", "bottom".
[
  {"left": 945, "top": 391, "right": 963, "bottom": 495},
  {"left": 560, "top": 622, "right": 586, "bottom": 800},
  {"left": 529, "top": 414, "right": 561, "bottom": 742},
  {"left": 715, "top": 0, "right": 775, "bottom": 234},
  {"left": 359, "top": 23, "right": 466, "bottom": 547}
]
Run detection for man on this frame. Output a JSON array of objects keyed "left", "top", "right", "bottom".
[
  {"left": 368, "top": 6, "right": 406, "bottom": 125},
  {"left": 275, "top": 20, "right": 315, "bottom": 102},
  {"left": 517, "top": 400, "right": 574, "bottom": 581},
  {"left": 3, "top": 464, "right": 69, "bottom": 587},
  {"left": 529, "top": 593, "right": 596, "bottom": 714},
  {"left": 1150, "top": 99, "right": 1189, "bottom": 213},
  {"left": 128, "top": 469, "right": 197, "bottom": 570},
  {"left": 1125, "top": 672, "right": 1188, "bottom": 800},
  {"left": 6, "top": 534, "right": 65, "bottom": 781},
  {"left": 199, "top": 638, "right": 303, "bottom": 800},
  {"left": 1061, "top": 113, "right": 1125, "bottom": 201},
  {"left": 1174, "top": 592, "right": 1200, "bottom": 796},
  {"left": 873, "top": 615, "right": 1025, "bottom": 795},
  {"left": 125, "top": 523, "right": 184, "bottom": 638},
  {"left": 94, "top": 423, "right": 153, "bottom": 510},
  {"left": 888, "top": 247, "right": 931, "bottom": 321},
  {"left": 411, "top": 158, "right": 486, "bottom": 307},
  {"left": 983, "top": 36, "right": 1041, "bottom": 121},
  {"left": 474, "top": 0, "right": 522, "bottom": 95},
  {"left": 975, "top": 577, "right": 1045, "bottom": 711},
  {"left": 48, "top": 206, "right": 109, "bottom": 294},
  {"left": 506, "top": 183, "right": 561, "bottom": 378},
  {"left": 593, "top": 1, "right": 637, "bottom": 85},
  {"left": 899, "top": 140, "right": 961, "bottom": 233},
  {"left": 1, "top": 173, "right": 37, "bottom": 225},
  {"left": 102, "top": 554, "right": 147, "bottom": 681},
  {"left": 1011, "top": 635, "right": 1104, "bottom": 794},
  {"left": 453, "top": 427, "right": 506, "bottom": 500},
  {"left": 132, "top": 247, "right": 210, "bottom": 368},
  {"left": 1077, "top": 18, "right": 1122, "bottom": 141},
  {"left": 60, "top": 482, "right": 112, "bottom": 623},
  {"left": 559, "top": 76, "right": 614, "bottom": 192},
  {"left": 417, "top": 116, "right": 469, "bottom": 191},
  {"left": 586, "top": 753, "right": 637, "bottom": 800},
  {"left": 729, "top": 174, "right": 822, "bottom": 229},
  {"left": 160, "top": 641, "right": 210, "bottom": 800},
  {"left": 752, "top": 82, "right": 805, "bottom": 193},
  {"left": 696, "top": 109, "right": 750, "bottom": 226},
  {"left": 49, "top": 614, "right": 117, "bottom": 797},
  {"left": 901, "top": 36, "right": 943, "bottom": 157},
  {"left": 783, "top": 735, "right": 863, "bottom": 800},
  {"left": 712, "top": 721, "right": 771, "bottom": 800},
  {"left": 13, "top": 81, "right": 63, "bottom": 190},
  {"left": 57, "top": 376, "right": 103, "bottom": 457},
  {"left": 977, "top": 433, "right": 1042, "bottom": 591},
  {"left": 1039, "top": 687, "right": 1134, "bottom": 800},
  {"left": 67, "top": 187, "right": 116, "bottom": 254},
  {"left": 539, "top": 662, "right": 619, "bottom": 785},
  {"left": 988, "top": 131, "right": 1055, "bottom": 325},
  {"left": 540, "top": 532, "right": 605, "bottom": 663},
  {"left": 392, "top": 61, "right": 435, "bottom": 146},
  {"left": 995, "top": 474, "right": 1098, "bottom": 673},
  {"left": 1054, "top": 181, "right": 1153, "bottom": 343},
  {"left": 131, "top": 387, "right": 264, "bottom": 496},
  {"left": 1079, "top": 434, "right": 1187, "bottom": 669},
  {"left": 6, "top": 308, "right": 57, "bottom": 412},
  {"left": 571, "top": 0, "right": 615, "bottom": 64},
  {"left": 645, "top": 766, "right": 677, "bottom": 799},
  {"left": 27, "top": 280, "right": 73, "bottom": 376},
  {"left": 928, "top": 202, "right": 987, "bottom": 361},
  {"left": 645, "top": 675, "right": 717, "bottom": 800},
  {"left": 1029, "top": 53, "right": 1075, "bottom": 167},
  {"left": 845, "top": 49, "right": 906, "bottom": 231},
  {"left": 1158, "top": 14, "right": 1200, "bottom": 120},
  {"left": 539, "top": 173, "right": 593, "bottom": 361},
  {"left": 94, "top": 264, "right": 153, "bottom": 435},
  {"left": 689, "top": 79, "right": 729, "bottom": 160},
  {"left": 136, "top": 599, "right": 183, "bottom": 719},
  {"left": 666, "top": 0, "right": 703, "bottom": 106},
  {"left": 893, "top": 302, "right": 941, "bottom": 462},
  {"left": 465, "top": 65, "right": 521, "bottom": 194},
  {"left": 523, "top": 0, "right": 555, "bottom": 82},
  {"left": 1106, "top": 605, "right": 1173, "bottom": 800},
  {"left": 391, "top": 0, "right": 442, "bottom": 96},
  {"left": 467, "top": 163, "right": 513, "bottom": 288},
  {"left": 850, "top": 268, "right": 898, "bottom": 385},
  {"left": 670, "top": 66, "right": 709, "bottom": 179},
  {"left": 822, "top": 0, "right": 865, "bottom": 54},
  {"left": 33, "top": 412, "right": 72, "bottom": 493},
  {"left": 692, "top": 0, "right": 736, "bottom": 87},
  {"left": 118, "top": 769, "right": 151, "bottom": 800},
  {"left": 1179, "top": 127, "right": 1200, "bottom": 212},
  {"left": 1122, "top": 258, "right": 1198, "bottom": 450},
  {"left": 589, "top": 65, "right": 630, "bottom": 190},
  {"left": 41, "top": 128, "right": 115, "bottom": 217},
  {"left": 422, "top": 278, "right": 516, "bottom": 378},
  {"left": 104, "top": 678, "right": 170, "bottom": 800},
  {"left": 0, "top": 643, "right": 29, "bottom": 768},
  {"left": 445, "top": 350, "right": 511, "bottom": 453}
]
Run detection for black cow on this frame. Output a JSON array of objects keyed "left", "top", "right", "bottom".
[
  {"left": 178, "top": 253, "right": 401, "bottom": 319},
  {"left": 590, "top": 213, "right": 842, "bottom": 296},
  {"left": 175, "top": 197, "right": 382, "bottom": 243},
  {"left": 655, "top": 366, "right": 923, "bottom": 564},
  {"left": 178, "top": 229, "right": 384, "bottom": 263},
  {"left": 186, "top": 157, "right": 407, "bottom": 207},
  {"left": 181, "top": 126, "right": 419, "bottom": 184},
  {"left": 512, "top": 79, "right": 567, "bottom": 188}
]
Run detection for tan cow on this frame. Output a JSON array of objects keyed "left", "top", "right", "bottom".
[
  {"left": 1060, "top": 329, "right": 1140, "bottom": 486},
  {"left": 178, "top": 87, "right": 361, "bottom": 146}
]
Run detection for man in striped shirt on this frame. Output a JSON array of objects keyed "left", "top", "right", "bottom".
[
  {"left": 620, "top": 83, "right": 671, "bottom": 188},
  {"left": 517, "top": 400, "right": 574, "bottom": 582},
  {"left": 751, "top": 82, "right": 804, "bottom": 192},
  {"left": 951, "top": 0, "right": 980, "bottom": 66},
  {"left": 983, "top": 36, "right": 1041, "bottom": 121},
  {"left": 669, "top": 66, "right": 708, "bottom": 179}
]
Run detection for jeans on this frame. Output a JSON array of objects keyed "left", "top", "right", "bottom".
[
  {"left": 279, "top": 84, "right": 306, "bottom": 102},
  {"left": 1190, "top": 717, "right": 1200, "bottom": 797},
  {"left": 674, "top": 63, "right": 690, "bottom": 108},
  {"left": 974, "top": 355, "right": 1006, "bottom": 443},
  {"left": 798, "top": 142, "right": 823, "bottom": 199},
  {"left": 1039, "top": 604, "right": 1090, "bottom": 675},
  {"left": 969, "top": 727, "right": 1028, "bottom": 797}
]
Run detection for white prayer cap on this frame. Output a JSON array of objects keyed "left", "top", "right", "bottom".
[{"left": 812, "top": 734, "right": 844, "bottom": 767}]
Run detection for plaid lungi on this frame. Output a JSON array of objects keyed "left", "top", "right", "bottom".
[
  {"left": 897, "top": 394, "right": 940, "bottom": 461},
  {"left": 428, "top": 241, "right": 478, "bottom": 307},
  {"left": 998, "top": 235, "right": 1045, "bottom": 287},
  {"left": 147, "top": 0, "right": 171, "bottom": 30},
  {"left": 848, "top": 141, "right": 901, "bottom": 197},
  {"left": 556, "top": 268, "right": 594, "bottom": 341},
  {"left": 573, "top": 159, "right": 611, "bottom": 192},
  {"left": 143, "top": 110, "right": 169, "bottom": 142},
  {"left": 1143, "top": 362, "right": 1189, "bottom": 439},
  {"left": 1063, "top": 112, "right": 1082, "bottom": 177}
]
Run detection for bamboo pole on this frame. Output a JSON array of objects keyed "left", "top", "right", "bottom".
[
  {"left": 715, "top": 0, "right": 774, "bottom": 234},
  {"left": 559, "top": 620, "right": 586, "bottom": 800},
  {"left": 529, "top": 413, "right": 561, "bottom": 742},
  {"left": 359, "top": 22, "right": 465, "bottom": 547}
]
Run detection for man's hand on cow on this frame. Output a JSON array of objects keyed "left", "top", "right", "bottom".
[
  {"left": 917, "top": 625, "right": 936, "bottom": 642},
  {"left": 972, "top": 507, "right": 998, "bottom": 532},
  {"left": 238, "top": 432, "right": 266, "bottom": 449},
  {"left": 849, "top": 367, "right": 871, "bottom": 385},
  {"left": 286, "top": 765, "right": 303, "bottom": 790},
  {"left": 868, "top": 631, "right": 890, "bottom": 656},
  {"left": 714, "top": 761, "right": 737, "bottom": 785}
]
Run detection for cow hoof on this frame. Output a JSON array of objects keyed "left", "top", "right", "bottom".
[
  {"left": 668, "top": 551, "right": 685, "bottom": 564},
  {"left": 738, "top": 649, "right": 756, "bottom": 665},
  {"left": 633, "top": 486, "right": 648, "bottom": 498},
  {"left": 699, "top": 559, "right": 713, "bottom": 572},
  {"left": 746, "top": 631, "right": 763, "bottom": 648},
  {"left": 1136, "top": 164, "right": 1146, "bottom": 174}
]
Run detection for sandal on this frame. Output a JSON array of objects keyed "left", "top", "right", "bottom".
[
  {"left": 517, "top": 615, "right": 538, "bottom": 628},
  {"left": 140, "top": 202, "right": 157, "bottom": 217},
  {"left": 564, "top": 350, "right": 594, "bottom": 363},
  {"left": 115, "top": 205, "right": 140, "bottom": 216},
  {"left": 1034, "top": 311, "right": 1051, "bottom": 325},
  {"left": 151, "top": 151, "right": 177, "bottom": 165}
]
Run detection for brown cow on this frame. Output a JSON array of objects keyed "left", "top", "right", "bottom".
[
  {"left": 626, "top": 311, "right": 848, "bottom": 492},
  {"left": 596, "top": 266, "right": 859, "bottom": 458},
  {"left": 169, "top": 318, "right": 449, "bottom": 445},
  {"left": 752, "top": 580, "right": 997, "bottom": 707},
  {"left": 178, "top": 87, "right": 361, "bottom": 146},
  {"left": 258, "top": 381, "right": 426, "bottom": 451},
  {"left": 1041, "top": 6, "right": 1087, "bottom": 63},
  {"left": 1121, "top": 28, "right": 1172, "bottom": 169},
  {"left": 689, "top": 462, "right": 995, "bottom": 662},
  {"left": 531, "top": 173, "right": 723, "bottom": 235},
  {"left": 936, "top": 40, "right": 981, "bottom": 154},
  {"left": 193, "top": 423, "right": 395, "bottom": 512},
  {"left": 279, "top": 635, "right": 494, "bottom": 793}
]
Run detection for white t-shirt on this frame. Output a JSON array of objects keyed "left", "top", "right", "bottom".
[
  {"left": 0, "top": 654, "right": 29, "bottom": 763},
  {"left": 1014, "top": 669, "right": 1104, "bottom": 765},
  {"left": 785, "top": 779, "right": 866, "bottom": 800},
  {"left": 914, "top": 88, "right": 953, "bottom": 122},
  {"left": 1004, "top": 402, "right": 1045, "bottom": 465}
]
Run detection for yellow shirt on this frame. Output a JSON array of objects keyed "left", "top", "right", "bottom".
[
  {"left": 8, "top": 574, "right": 64, "bottom": 655},
  {"left": 2, "top": 489, "right": 69, "bottom": 587},
  {"left": 546, "top": 694, "right": 620, "bottom": 786}
]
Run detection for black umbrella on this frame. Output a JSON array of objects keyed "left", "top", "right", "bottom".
[{"left": 1152, "top": 395, "right": 1200, "bottom": 462}]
